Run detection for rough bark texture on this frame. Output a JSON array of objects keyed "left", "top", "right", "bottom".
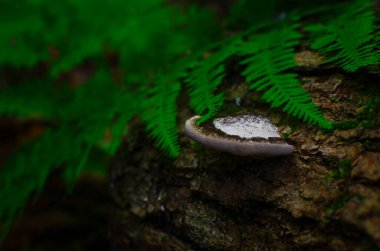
[{"left": 109, "top": 51, "right": 380, "bottom": 251}]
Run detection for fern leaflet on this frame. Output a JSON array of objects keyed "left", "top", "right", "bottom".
[
  {"left": 142, "top": 74, "right": 182, "bottom": 157},
  {"left": 239, "top": 21, "right": 332, "bottom": 129},
  {"left": 306, "top": 0, "right": 379, "bottom": 72},
  {"left": 0, "top": 71, "right": 136, "bottom": 238},
  {"left": 186, "top": 39, "right": 241, "bottom": 124},
  {"left": 0, "top": 127, "right": 87, "bottom": 239}
]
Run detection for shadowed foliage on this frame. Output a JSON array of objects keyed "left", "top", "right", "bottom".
[{"left": 0, "top": 0, "right": 379, "bottom": 240}]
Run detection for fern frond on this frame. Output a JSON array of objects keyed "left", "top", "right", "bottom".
[
  {"left": 58, "top": 71, "right": 138, "bottom": 156},
  {"left": 186, "top": 61, "right": 225, "bottom": 124},
  {"left": 142, "top": 74, "right": 181, "bottom": 157},
  {"left": 306, "top": 0, "right": 379, "bottom": 72},
  {"left": 0, "top": 0, "right": 224, "bottom": 239},
  {"left": 239, "top": 22, "right": 332, "bottom": 129},
  {"left": 0, "top": 127, "right": 87, "bottom": 239},
  {"left": 0, "top": 71, "right": 138, "bottom": 238},
  {"left": 62, "top": 144, "right": 92, "bottom": 191},
  {"left": 186, "top": 39, "right": 241, "bottom": 124}
]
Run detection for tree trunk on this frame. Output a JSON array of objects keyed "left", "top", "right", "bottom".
[{"left": 109, "top": 52, "right": 380, "bottom": 251}]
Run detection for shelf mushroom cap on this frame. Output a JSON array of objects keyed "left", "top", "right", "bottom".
[{"left": 185, "top": 114, "right": 294, "bottom": 157}]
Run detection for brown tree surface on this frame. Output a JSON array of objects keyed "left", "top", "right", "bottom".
[{"left": 109, "top": 51, "right": 380, "bottom": 251}]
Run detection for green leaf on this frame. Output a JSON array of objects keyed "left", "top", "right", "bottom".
[
  {"left": 306, "top": 0, "right": 379, "bottom": 72},
  {"left": 0, "top": 127, "right": 84, "bottom": 239},
  {"left": 142, "top": 74, "right": 182, "bottom": 157},
  {"left": 239, "top": 21, "right": 332, "bottom": 129},
  {"left": 186, "top": 39, "right": 241, "bottom": 124}
]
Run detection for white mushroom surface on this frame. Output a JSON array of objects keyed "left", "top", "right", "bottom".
[
  {"left": 213, "top": 115, "right": 280, "bottom": 139},
  {"left": 185, "top": 115, "right": 294, "bottom": 158}
]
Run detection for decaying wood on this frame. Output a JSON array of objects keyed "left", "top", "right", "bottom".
[{"left": 109, "top": 52, "right": 380, "bottom": 251}]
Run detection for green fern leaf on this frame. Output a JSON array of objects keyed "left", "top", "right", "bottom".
[
  {"left": 0, "top": 127, "right": 87, "bottom": 239},
  {"left": 306, "top": 0, "right": 379, "bottom": 72},
  {"left": 186, "top": 39, "right": 241, "bottom": 124},
  {"left": 0, "top": 71, "right": 137, "bottom": 238},
  {"left": 62, "top": 144, "right": 92, "bottom": 191},
  {"left": 186, "top": 61, "right": 225, "bottom": 124},
  {"left": 239, "top": 22, "right": 332, "bottom": 129},
  {"left": 142, "top": 74, "right": 181, "bottom": 157},
  {"left": 0, "top": 0, "right": 223, "bottom": 239}
]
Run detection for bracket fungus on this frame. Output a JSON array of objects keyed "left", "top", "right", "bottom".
[{"left": 185, "top": 114, "right": 294, "bottom": 158}]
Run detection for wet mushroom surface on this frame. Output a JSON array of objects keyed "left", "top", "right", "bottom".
[{"left": 185, "top": 114, "right": 294, "bottom": 157}]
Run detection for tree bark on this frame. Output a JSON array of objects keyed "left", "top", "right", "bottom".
[{"left": 109, "top": 52, "right": 380, "bottom": 251}]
